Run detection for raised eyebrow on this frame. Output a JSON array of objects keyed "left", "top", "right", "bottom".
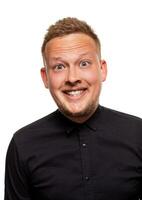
[
  {"left": 79, "top": 52, "right": 96, "bottom": 57},
  {"left": 51, "top": 57, "right": 63, "bottom": 61},
  {"left": 77, "top": 53, "right": 95, "bottom": 62},
  {"left": 49, "top": 57, "right": 68, "bottom": 66},
  {"left": 51, "top": 52, "right": 95, "bottom": 60},
  {"left": 49, "top": 52, "right": 96, "bottom": 66}
]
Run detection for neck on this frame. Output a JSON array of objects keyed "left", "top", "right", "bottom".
[{"left": 61, "top": 104, "right": 99, "bottom": 124}]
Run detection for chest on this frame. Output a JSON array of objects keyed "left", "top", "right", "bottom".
[{"left": 27, "top": 129, "right": 142, "bottom": 200}]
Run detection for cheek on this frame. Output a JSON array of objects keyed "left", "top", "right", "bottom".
[
  {"left": 83, "top": 70, "right": 101, "bottom": 84},
  {"left": 48, "top": 72, "right": 65, "bottom": 90}
]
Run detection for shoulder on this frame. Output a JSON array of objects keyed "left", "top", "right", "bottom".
[
  {"left": 13, "top": 110, "right": 60, "bottom": 142},
  {"left": 101, "top": 106, "right": 142, "bottom": 121},
  {"left": 17, "top": 110, "right": 59, "bottom": 130},
  {"left": 98, "top": 106, "right": 142, "bottom": 149},
  {"left": 101, "top": 106, "right": 142, "bottom": 135}
]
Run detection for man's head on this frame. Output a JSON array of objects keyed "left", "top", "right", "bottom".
[{"left": 41, "top": 17, "right": 107, "bottom": 123}]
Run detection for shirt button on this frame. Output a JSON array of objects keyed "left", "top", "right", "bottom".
[
  {"left": 85, "top": 176, "right": 89, "bottom": 181},
  {"left": 82, "top": 143, "right": 87, "bottom": 147}
]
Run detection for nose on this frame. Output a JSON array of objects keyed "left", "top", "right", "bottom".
[{"left": 66, "top": 66, "right": 81, "bottom": 85}]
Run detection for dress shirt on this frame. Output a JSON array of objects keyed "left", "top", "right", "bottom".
[{"left": 5, "top": 105, "right": 142, "bottom": 200}]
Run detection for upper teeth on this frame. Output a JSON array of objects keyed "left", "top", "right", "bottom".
[{"left": 67, "top": 90, "right": 83, "bottom": 96}]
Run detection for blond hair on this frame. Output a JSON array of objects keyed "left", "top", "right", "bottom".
[{"left": 41, "top": 17, "right": 101, "bottom": 60}]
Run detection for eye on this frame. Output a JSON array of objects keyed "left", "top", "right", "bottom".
[
  {"left": 80, "top": 60, "right": 91, "bottom": 68},
  {"left": 54, "top": 64, "right": 65, "bottom": 72}
]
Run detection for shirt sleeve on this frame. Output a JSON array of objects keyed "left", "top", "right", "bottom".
[{"left": 4, "top": 137, "right": 31, "bottom": 200}]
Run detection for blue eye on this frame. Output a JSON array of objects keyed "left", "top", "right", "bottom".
[
  {"left": 80, "top": 60, "right": 91, "bottom": 68},
  {"left": 54, "top": 64, "right": 65, "bottom": 72}
]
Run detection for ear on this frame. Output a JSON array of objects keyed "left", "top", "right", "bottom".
[
  {"left": 40, "top": 67, "right": 49, "bottom": 88},
  {"left": 100, "top": 60, "right": 107, "bottom": 82}
]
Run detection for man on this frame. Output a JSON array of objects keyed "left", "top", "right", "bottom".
[{"left": 5, "top": 17, "right": 142, "bottom": 200}]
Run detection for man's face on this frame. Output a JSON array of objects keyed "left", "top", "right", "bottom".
[{"left": 41, "top": 33, "right": 107, "bottom": 123}]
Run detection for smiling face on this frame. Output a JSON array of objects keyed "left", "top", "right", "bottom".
[{"left": 41, "top": 33, "right": 107, "bottom": 123}]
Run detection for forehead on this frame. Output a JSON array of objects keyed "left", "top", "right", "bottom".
[{"left": 44, "top": 33, "right": 98, "bottom": 58}]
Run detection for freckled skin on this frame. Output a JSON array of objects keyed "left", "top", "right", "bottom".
[{"left": 41, "top": 33, "right": 107, "bottom": 123}]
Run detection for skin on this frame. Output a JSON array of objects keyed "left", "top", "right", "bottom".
[{"left": 41, "top": 33, "right": 107, "bottom": 123}]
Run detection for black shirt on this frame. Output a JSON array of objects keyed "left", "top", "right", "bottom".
[{"left": 5, "top": 106, "right": 142, "bottom": 200}]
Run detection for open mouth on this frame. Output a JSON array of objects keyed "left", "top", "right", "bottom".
[{"left": 63, "top": 88, "right": 87, "bottom": 97}]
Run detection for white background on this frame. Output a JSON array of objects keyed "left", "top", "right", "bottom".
[{"left": 0, "top": 0, "right": 142, "bottom": 199}]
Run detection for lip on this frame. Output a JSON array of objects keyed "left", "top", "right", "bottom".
[{"left": 62, "top": 88, "right": 87, "bottom": 100}]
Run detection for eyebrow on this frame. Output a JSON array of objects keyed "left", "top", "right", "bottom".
[{"left": 50, "top": 52, "right": 97, "bottom": 61}]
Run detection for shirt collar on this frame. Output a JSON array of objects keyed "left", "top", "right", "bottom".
[
  {"left": 84, "top": 104, "right": 103, "bottom": 131},
  {"left": 56, "top": 105, "right": 103, "bottom": 136},
  {"left": 55, "top": 110, "right": 79, "bottom": 135}
]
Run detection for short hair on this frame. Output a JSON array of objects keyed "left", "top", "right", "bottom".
[{"left": 41, "top": 17, "right": 101, "bottom": 60}]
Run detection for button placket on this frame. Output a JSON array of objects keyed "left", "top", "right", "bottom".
[
  {"left": 78, "top": 128, "right": 90, "bottom": 183},
  {"left": 82, "top": 143, "right": 87, "bottom": 147}
]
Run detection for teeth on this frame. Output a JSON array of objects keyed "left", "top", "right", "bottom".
[{"left": 67, "top": 90, "right": 83, "bottom": 96}]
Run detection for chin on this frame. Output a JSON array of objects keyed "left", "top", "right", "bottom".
[
  {"left": 57, "top": 100, "right": 98, "bottom": 120},
  {"left": 60, "top": 106, "right": 92, "bottom": 118}
]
